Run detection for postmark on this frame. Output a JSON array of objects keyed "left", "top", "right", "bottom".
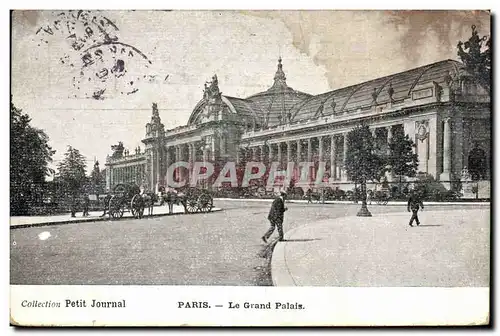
[{"left": 34, "top": 10, "right": 154, "bottom": 99}]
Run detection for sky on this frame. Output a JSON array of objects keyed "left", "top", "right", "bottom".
[{"left": 11, "top": 10, "right": 490, "bottom": 176}]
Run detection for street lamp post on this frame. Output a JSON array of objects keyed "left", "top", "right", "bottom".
[{"left": 356, "top": 175, "right": 372, "bottom": 217}]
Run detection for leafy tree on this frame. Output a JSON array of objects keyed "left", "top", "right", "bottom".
[
  {"left": 10, "top": 99, "right": 55, "bottom": 215},
  {"left": 344, "top": 125, "right": 387, "bottom": 217},
  {"left": 387, "top": 131, "right": 419, "bottom": 196},
  {"left": 57, "top": 146, "right": 88, "bottom": 215},
  {"left": 90, "top": 161, "right": 106, "bottom": 195}
]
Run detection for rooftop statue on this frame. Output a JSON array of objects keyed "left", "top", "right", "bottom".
[
  {"left": 203, "top": 74, "right": 221, "bottom": 101},
  {"left": 457, "top": 25, "right": 491, "bottom": 90}
]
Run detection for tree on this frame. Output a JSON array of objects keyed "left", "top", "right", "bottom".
[
  {"left": 387, "top": 131, "right": 419, "bottom": 196},
  {"left": 457, "top": 25, "right": 491, "bottom": 91},
  {"left": 344, "top": 125, "right": 387, "bottom": 217},
  {"left": 10, "top": 99, "right": 55, "bottom": 215},
  {"left": 90, "top": 161, "right": 106, "bottom": 195},
  {"left": 57, "top": 146, "right": 88, "bottom": 214}
]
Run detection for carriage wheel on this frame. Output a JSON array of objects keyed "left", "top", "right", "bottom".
[
  {"left": 185, "top": 198, "right": 199, "bottom": 213},
  {"left": 382, "top": 198, "right": 389, "bottom": 205},
  {"left": 131, "top": 195, "right": 144, "bottom": 218},
  {"left": 198, "top": 194, "right": 213, "bottom": 213},
  {"left": 108, "top": 196, "right": 125, "bottom": 219}
]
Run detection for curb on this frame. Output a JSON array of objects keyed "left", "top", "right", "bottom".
[
  {"left": 214, "top": 198, "right": 490, "bottom": 206},
  {"left": 270, "top": 224, "right": 307, "bottom": 286},
  {"left": 10, "top": 208, "right": 223, "bottom": 230},
  {"left": 270, "top": 209, "right": 491, "bottom": 287}
]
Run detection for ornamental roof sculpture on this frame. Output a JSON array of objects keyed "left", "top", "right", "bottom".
[
  {"left": 145, "top": 102, "right": 165, "bottom": 137},
  {"left": 457, "top": 25, "right": 491, "bottom": 89}
]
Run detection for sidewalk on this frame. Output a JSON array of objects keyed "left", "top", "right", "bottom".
[
  {"left": 10, "top": 204, "right": 222, "bottom": 229},
  {"left": 271, "top": 208, "right": 490, "bottom": 287},
  {"left": 214, "top": 197, "right": 490, "bottom": 206}
]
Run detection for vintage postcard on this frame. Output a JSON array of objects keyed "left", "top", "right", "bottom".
[{"left": 9, "top": 9, "right": 491, "bottom": 326}]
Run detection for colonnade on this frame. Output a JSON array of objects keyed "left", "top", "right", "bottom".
[
  {"left": 240, "top": 125, "right": 399, "bottom": 183},
  {"left": 111, "top": 164, "right": 146, "bottom": 186}
]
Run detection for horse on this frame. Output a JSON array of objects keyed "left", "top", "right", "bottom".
[
  {"left": 164, "top": 190, "right": 180, "bottom": 214},
  {"left": 163, "top": 189, "right": 190, "bottom": 214},
  {"left": 141, "top": 192, "right": 157, "bottom": 216}
]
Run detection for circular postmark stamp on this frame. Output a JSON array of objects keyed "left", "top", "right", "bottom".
[{"left": 35, "top": 10, "right": 154, "bottom": 100}]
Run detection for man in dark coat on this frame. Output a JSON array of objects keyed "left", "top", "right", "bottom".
[
  {"left": 100, "top": 193, "right": 112, "bottom": 217},
  {"left": 82, "top": 194, "right": 90, "bottom": 217},
  {"left": 262, "top": 192, "right": 288, "bottom": 243},
  {"left": 407, "top": 191, "right": 424, "bottom": 227}
]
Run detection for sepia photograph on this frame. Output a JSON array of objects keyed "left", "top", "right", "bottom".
[{"left": 9, "top": 9, "right": 491, "bottom": 326}]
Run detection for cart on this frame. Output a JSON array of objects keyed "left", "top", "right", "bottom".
[
  {"left": 108, "top": 183, "right": 146, "bottom": 219},
  {"left": 163, "top": 187, "right": 214, "bottom": 214}
]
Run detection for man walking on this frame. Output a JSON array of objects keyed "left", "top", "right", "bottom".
[
  {"left": 82, "top": 194, "right": 90, "bottom": 217},
  {"left": 262, "top": 192, "right": 288, "bottom": 243},
  {"left": 407, "top": 191, "right": 424, "bottom": 227},
  {"left": 100, "top": 192, "right": 112, "bottom": 217}
]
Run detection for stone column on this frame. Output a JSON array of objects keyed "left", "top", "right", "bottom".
[
  {"left": 296, "top": 140, "right": 302, "bottom": 163},
  {"left": 342, "top": 133, "right": 348, "bottom": 181},
  {"left": 307, "top": 138, "right": 313, "bottom": 182},
  {"left": 386, "top": 126, "right": 394, "bottom": 182},
  {"left": 150, "top": 150, "right": 155, "bottom": 189},
  {"left": 211, "top": 136, "right": 216, "bottom": 161},
  {"left": 440, "top": 118, "right": 452, "bottom": 183},
  {"left": 156, "top": 147, "right": 161, "bottom": 190},
  {"left": 277, "top": 143, "right": 282, "bottom": 164},
  {"left": 307, "top": 138, "right": 312, "bottom": 161},
  {"left": 189, "top": 143, "right": 195, "bottom": 185},
  {"left": 175, "top": 145, "right": 180, "bottom": 183},
  {"left": 268, "top": 143, "right": 274, "bottom": 162},
  {"left": 330, "top": 135, "right": 336, "bottom": 180},
  {"left": 286, "top": 141, "right": 291, "bottom": 164},
  {"left": 166, "top": 146, "right": 171, "bottom": 169},
  {"left": 203, "top": 148, "right": 209, "bottom": 162},
  {"left": 252, "top": 147, "right": 257, "bottom": 161},
  {"left": 318, "top": 136, "right": 324, "bottom": 162},
  {"left": 260, "top": 144, "right": 265, "bottom": 163},
  {"left": 236, "top": 146, "right": 240, "bottom": 165}
]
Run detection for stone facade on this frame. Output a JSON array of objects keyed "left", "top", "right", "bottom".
[{"left": 105, "top": 58, "right": 490, "bottom": 194}]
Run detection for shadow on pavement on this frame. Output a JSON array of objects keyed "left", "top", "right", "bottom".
[
  {"left": 257, "top": 239, "right": 278, "bottom": 259},
  {"left": 255, "top": 239, "right": 279, "bottom": 286},
  {"left": 417, "top": 224, "right": 443, "bottom": 227},
  {"left": 282, "top": 238, "right": 321, "bottom": 242}
]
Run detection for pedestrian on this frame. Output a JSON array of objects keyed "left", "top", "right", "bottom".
[
  {"left": 262, "top": 191, "right": 288, "bottom": 243},
  {"left": 100, "top": 193, "right": 112, "bottom": 217},
  {"left": 70, "top": 194, "right": 76, "bottom": 218},
  {"left": 306, "top": 188, "right": 313, "bottom": 203},
  {"left": 407, "top": 191, "right": 424, "bottom": 227},
  {"left": 165, "top": 188, "right": 177, "bottom": 214},
  {"left": 367, "top": 189, "right": 373, "bottom": 205},
  {"left": 82, "top": 194, "right": 90, "bottom": 217}
]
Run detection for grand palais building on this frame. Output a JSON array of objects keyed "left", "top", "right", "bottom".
[{"left": 104, "top": 57, "right": 490, "bottom": 196}]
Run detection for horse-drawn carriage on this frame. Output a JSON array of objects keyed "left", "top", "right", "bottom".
[
  {"left": 163, "top": 187, "right": 214, "bottom": 214},
  {"left": 372, "top": 188, "right": 390, "bottom": 205},
  {"left": 107, "top": 183, "right": 149, "bottom": 219}
]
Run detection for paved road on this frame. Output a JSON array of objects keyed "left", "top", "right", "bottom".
[{"left": 10, "top": 200, "right": 475, "bottom": 285}]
